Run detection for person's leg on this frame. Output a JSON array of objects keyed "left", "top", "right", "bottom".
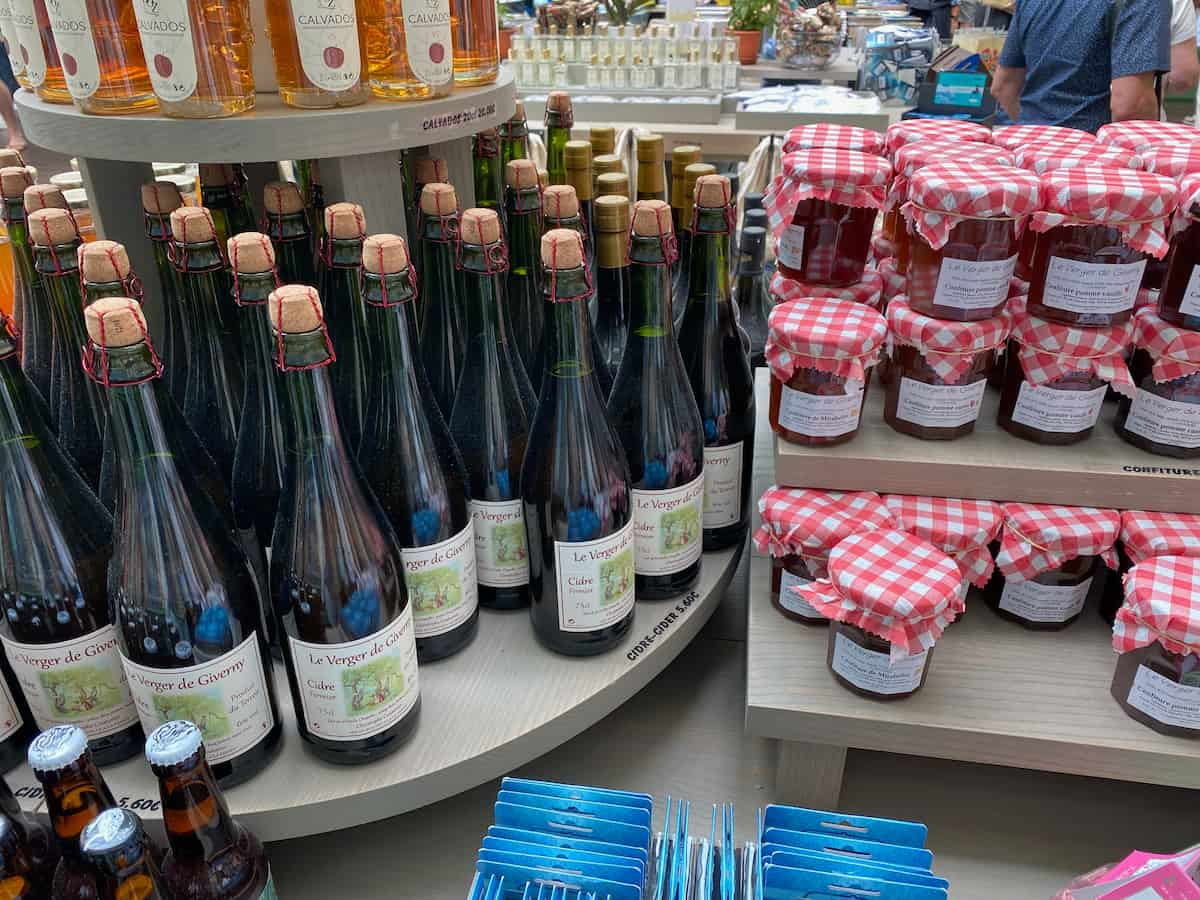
[
  {"left": 0, "top": 49, "right": 24, "bottom": 151},
  {"left": 931, "top": 0, "right": 953, "bottom": 39}
]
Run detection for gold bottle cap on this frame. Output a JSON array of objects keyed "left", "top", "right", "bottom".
[
  {"left": 413, "top": 157, "right": 449, "bottom": 185},
  {"left": 632, "top": 199, "right": 673, "bottom": 237},
  {"left": 589, "top": 126, "right": 615, "bottom": 155},
  {"left": 199, "top": 163, "right": 239, "bottom": 187},
  {"left": 670, "top": 145, "right": 702, "bottom": 209},
  {"left": 681, "top": 162, "right": 717, "bottom": 223},
  {"left": 695, "top": 173, "right": 732, "bottom": 209},
  {"left": 597, "top": 172, "right": 631, "bottom": 198},
  {"left": 263, "top": 181, "right": 304, "bottom": 216},
  {"left": 268, "top": 284, "right": 324, "bottom": 334},
  {"left": 24, "top": 184, "right": 67, "bottom": 214},
  {"left": 141, "top": 180, "right": 182, "bottom": 215},
  {"left": 324, "top": 202, "right": 367, "bottom": 240},
  {"left": 543, "top": 185, "right": 579, "bottom": 219},
  {"left": 28, "top": 208, "right": 78, "bottom": 246},
  {"left": 594, "top": 154, "right": 623, "bottom": 177},
  {"left": 362, "top": 234, "right": 410, "bottom": 275},
  {"left": 505, "top": 159, "right": 539, "bottom": 190},
  {"left": 547, "top": 90, "right": 572, "bottom": 113},
  {"left": 80, "top": 240, "right": 131, "bottom": 283},
  {"left": 227, "top": 232, "right": 276, "bottom": 274},
  {"left": 0, "top": 166, "right": 33, "bottom": 200},
  {"left": 564, "top": 140, "right": 593, "bottom": 168},
  {"left": 170, "top": 206, "right": 217, "bottom": 244},
  {"left": 460, "top": 208, "right": 502, "bottom": 245},
  {"left": 0, "top": 148, "right": 24, "bottom": 169},
  {"left": 540, "top": 228, "right": 585, "bottom": 270},
  {"left": 419, "top": 182, "right": 458, "bottom": 217},
  {"left": 636, "top": 133, "right": 665, "bottom": 162},
  {"left": 85, "top": 297, "right": 146, "bottom": 348},
  {"left": 593, "top": 194, "right": 631, "bottom": 233}
]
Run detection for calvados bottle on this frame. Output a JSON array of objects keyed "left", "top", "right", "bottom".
[
  {"left": 544, "top": 91, "right": 573, "bottom": 186},
  {"left": 733, "top": 225, "right": 771, "bottom": 368},
  {"left": 671, "top": 162, "right": 716, "bottom": 328},
  {"left": 1, "top": 167, "right": 50, "bottom": 405},
  {"left": 416, "top": 182, "right": 465, "bottom": 421},
  {"left": 504, "top": 159, "right": 545, "bottom": 383},
  {"left": 198, "top": 165, "right": 256, "bottom": 250},
  {"left": 264, "top": 0, "right": 367, "bottom": 109},
  {"left": 635, "top": 134, "right": 667, "bottom": 203},
  {"left": 449, "top": 209, "right": 535, "bottom": 611},
  {"left": 498, "top": 99, "right": 530, "bottom": 170},
  {"left": 593, "top": 194, "right": 631, "bottom": 376},
  {"left": 262, "top": 180, "right": 316, "bottom": 287},
  {"left": 678, "top": 175, "right": 756, "bottom": 551},
  {"left": 141, "top": 181, "right": 188, "bottom": 404},
  {"left": 522, "top": 229, "right": 636, "bottom": 656},
  {"left": 0, "top": 771, "right": 59, "bottom": 895},
  {"left": 451, "top": 0, "right": 498, "bottom": 86},
  {"left": 133, "top": 0, "right": 255, "bottom": 118},
  {"left": 79, "top": 808, "right": 167, "bottom": 900},
  {"left": 319, "top": 202, "right": 372, "bottom": 452},
  {"left": 11, "top": 0, "right": 70, "bottom": 103},
  {"left": 608, "top": 200, "right": 705, "bottom": 600},
  {"left": 362, "top": 0, "right": 453, "bottom": 100},
  {"left": 145, "top": 721, "right": 275, "bottom": 898},
  {"left": 472, "top": 129, "right": 504, "bottom": 225},
  {"left": 270, "top": 284, "right": 420, "bottom": 762},
  {"left": 44, "top": 0, "right": 157, "bottom": 114},
  {"left": 358, "top": 234, "right": 479, "bottom": 662}
]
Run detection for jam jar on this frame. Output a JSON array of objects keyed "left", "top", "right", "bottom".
[
  {"left": 1136, "top": 147, "right": 1200, "bottom": 291},
  {"left": 992, "top": 124, "right": 1096, "bottom": 152},
  {"left": 1114, "top": 309, "right": 1200, "bottom": 458},
  {"left": 1102, "top": 511, "right": 1200, "bottom": 624},
  {"left": 766, "top": 297, "right": 887, "bottom": 447},
  {"left": 826, "top": 621, "right": 934, "bottom": 700},
  {"left": 883, "top": 494, "right": 1003, "bottom": 602},
  {"left": 783, "top": 124, "right": 886, "bottom": 157},
  {"left": 1158, "top": 171, "right": 1200, "bottom": 330},
  {"left": 884, "top": 119, "right": 992, "bottom": 157},
  {"left": 986, "top": 553, "right": 1105, "bottom": 630},
  {"left": 1098, "top": 120, "right": 1200, "bottom": 154},
  {"left": 770, "top": 269, "right": 884, "bottom": 312}
]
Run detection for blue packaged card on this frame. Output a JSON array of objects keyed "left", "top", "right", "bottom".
[
  {"left": 763, "top": 862, "right": 947, "bottom": 900},
  {"left": 764, "top": 805, "right": 927, "bottom": 848},
  {"left": 474, "top": 860, "right": 642, "bottom": 900},
  {"left": 767, "top": 850, "right": 948, "bottom": 890},
  {"left": 762, "top": 828, "right": 934, "bottom": 872},
  {"left": 478, "top": 848, "right": 644, "bottom": 888},
  {"left": 495, "top": 802, "right": 652, "bottom": 853},
  {"left": 501, "top": 778, "right": 654, "bottom": 813},
  {"left": 486, "top": 827, "right": 650, "bottom": 868},
  {"left": 497, "top": 791, "right": 652, "bottom": 829},
  {"left": 482, "top": 837, "right": 647, "bottom": 884}
]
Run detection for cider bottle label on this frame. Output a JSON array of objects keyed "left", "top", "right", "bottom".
[
  {"left": 0, "top": 670, "right": 23, "bottom": 743},
  {"left": 1, "top": 626, "right": 139, "bottom": 738},
  {"left": 401, "top": 522, "right": 478, "bottom": 639},
  {"left": 0, "top": 2, "right": 25, "bottom": 76},
  {"left": 401, "top": 0, "right": 452, "bottom": 86},
  {"left": 632, "top": 474, "right": 704, "bottom": 576},
  {"left": 121, "top": 633, "right": 275, "bottom": 766},
  {"left": 470, "top": 499, "right": 530, "bottom": 588},
  {"left": 288, "top": 0, "right": 361, "bottom": 92},
  {"left": 44, "top": 0, "right": 101, "bottom": 99},
  {"left": 287, "top": 605, "right": 419, "bottom": 741},
  {"left": 553, "top": 521, "right": 636, "bottom": 633},
  {"left": 133, "top": 0, "right": 199, "bottom": 102},
  {"left": 10, "top": 0, "right": 46, "bottom": 86},
  {"left": 702, "top": 441, "right": 743, "bottom": 529}
]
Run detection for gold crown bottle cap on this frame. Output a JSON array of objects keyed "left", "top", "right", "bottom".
[
  {"left": 228, "top": 232, "right": 276, "bottom": 274},
  {"left": 199, "top": 163, "right": 239, "bottom": 187},
  {"left": 547, "top": 91, "right": 572, "bottom": 112},
  {"left": 543, "top": 185, "right": 579, "bottom": 219},
  {"left": 564, "top": 140, "right": 593, "bottom": 168},
  {"left": 141, "top": 181, "right": 182, "bottom": 215},
  {"left": 670, "top": 145, "right": 702, "bottom": 208},
  {"left": 596, "top": 172, "right": 630, "bottom": 197},
  {"left": 28, "top": 208, "right": 77, "bottom": 246},
  {"left": 24, "top": 184, "right": 67, "bottom": 214},
  {"left": 268, "top": 284, "right": 324, "bottom": 334},
  {"left": 636, "top": 134, "right": 664, "bottom": 161},
  {"left": 589, "top": 126, "right": 615, "bottom": 154},
  {"left": 681, "top": 163, "right": 717, "bottom": 222},
  {"left": 593, "top": 154, "right": 623, "bottom": 177},
  {"left": 85, "top": 297, "right": 146, "bottom": 348},
  {"left": 632, "top": 199, "right": 673, "bottom": 237},
  {"left": 593, "top": 194, "right": 631, "bottom": 233},
  {"left": 540, "top": 228, "right": 585, "bottom": 270},
  {"left": 80, "top": 241, "right": 131, "bottom": 283},
  {"left": 362, "top": 234, "right": 410, "bottom": 275},
  {"left": 695, "top": 173, "right": 732, "bottom": 209},
  {"left": 461, "top": 208, "right": 502, "bottom": 245},
  {"left": 170, "top": 206, "right": 217, "bottom": 244},
  {"left": 505, "top": 159, "right": 539, "bottom": 189},
  {"left": 324, "top": 202, "right": 367, "bottom": 240},
  {"left": 419, "top": 182, "right": 458, "bottom": 216},
  {"left": 263, "top": 181, "right": 304, "bottom": 216},
  {"left": 413, "top": 157, "right": 449, "bottom": 184},
  {"left": 0, "top": 166, "right": 33, "bottom": 200}
]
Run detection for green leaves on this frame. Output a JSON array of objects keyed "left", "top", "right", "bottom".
[{"left": 728, "top": 0, "right": 773, "bottom": 32}]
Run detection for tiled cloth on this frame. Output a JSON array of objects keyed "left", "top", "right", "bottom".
[
  {"left": 902, "top": 163, "right": 1042, "bottom": 250},
  {"left": 996, "top": 502, "right": 1120, "bottom": 581},
  {"left": 884, "top": 494, "right": 1004, "bottom": 587},
  {"left": 887, "top": 297, "right": 1011, "bottom": 384},
  {"left": 1120, "top": 510, "right": 1200, "bottom": 566},
  {"left": 1133, "top": 307, "right": 1200, "bottom": 382},
  {"left": 754, "top": 487, "right": 894, "bottom": 577},
  {"left": 766, "top": 297, "right": 887, "bottom": 386},
  {"left": 1114, "top": 555, "right": 1200, "bottom": 656},
  {"left": 1010, "top": 307, "right": 1135, "bottom": 396}
]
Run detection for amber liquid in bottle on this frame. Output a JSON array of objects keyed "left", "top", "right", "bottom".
[
  {"left": 362, "top": 0, "right": 453, "bottom": 100},
  {"left": 47, "top": 0, "right": 157, "bottom": 114},
  {"left": 264, "top": 0, "right": 368, "bottom": 108},
  {"left": 11, "top": 0, "right": 70, "bottom": 103},
  {"left": 451, "top": 0, "right": 498, "bottom": 85}
]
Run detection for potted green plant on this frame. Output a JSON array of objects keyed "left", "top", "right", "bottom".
[{"left": 727, "top": 0, "right": 773, "bottom": 65}]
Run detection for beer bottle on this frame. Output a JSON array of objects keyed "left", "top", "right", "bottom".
[
  {"left": 79, "top": 808, "right": 167, "bottom": 900},
  {"left": 0, "top": 773, "right": 58, "bottom": 899}
]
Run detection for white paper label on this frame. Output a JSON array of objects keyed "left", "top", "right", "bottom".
[
  {"left": 632, "top": 475, "right": 704, "bottom": 577},
  {"left": 1123, "top": 389, "right": 1200, "bottom": 449},
  {"left": 401, "top": 0, "right": 452, "bottom": 85},
  {"left": 44, "top": 0, "right": 100, "bottom": 99},
  {"left": 778, "top": 225, "right": 805, "bottom": 269},
  {"left": 895, "top": 376, "right": 987, "bottom": 429},
  {"left": 133, "top": 0, "right": 199, "bottom": 102},
  {"left": 1180, "top": 266, "right": 1200, "bottom": 318},
  {"left": 998, "top": 577, "right": 1092, "bottom": 623},
  {"left": 1010, "top": 381, "right": 1106, "bottom": 434},
  {"left": 1126, "top": 664, "right": 1200, "bottom": 730},
  {"left": 778, "top": 383, "right": 864, "bottom": 438},
  {"left": 288, "top": 606, "right": 419, "bottom": 742},
  {"left": 1, "top": 626, "right": 139, "bottom": 738},
  {"left": 931, "top": 255, "right": 1017, "bottom": 313},
  {"left": 401, "top": 523, "right": 477, "bottom": 639},
  {"left": 1042, "top": 256, "right": 1146, "bottom": 317},
  {"left": 471, "top": 500, "right": 529, "bottom": 588},
  {"left": 703, "top": 442, "right": 743, "bottom": 529},
  {"left": 0, "top": 2, "right": 25, "bottom": 76},
  {"left": 0, "top": 670, "right": 23, "bottom": 743},
  {"left": 121, "top": 633, "right": 274, "bottom": 766},
  {"left": 554, "top": 521, "right": 636, "bottom": 633},
  {"left": 830, "top": 632, "right": 927, "bottom": 695},
  {"left": 778, "top": 568, "right": 821, "bottom": 620},
  {"left": 11, "top": 0, "right": 46, "bottom": 86},
  {"left": 288, "top": 0, "right": 362, "bottom": 92}
]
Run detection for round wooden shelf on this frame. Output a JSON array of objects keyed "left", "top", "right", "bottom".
[{"left": 8, "top": 545, "right": 740, "bottom": 841}]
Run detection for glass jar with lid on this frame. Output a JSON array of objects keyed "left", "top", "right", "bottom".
[
  {"left": 991, "top": 124, "right": 1096, "bottom": 152},
  {"left": 1132, "top": 144, "right": 1200, "bottom": 291},
  {"left": 1114, "top": 307, "right": 1200, "bottom": 458},
  {"left": 884, "top": 119, "right": 992, "bottom": 157},
  {"left": 1158, "top": 171, "right": 1200, "bottom": 330},
  {"left": 782, "top": 124, "right": 886, "bottom": 157},
  {"left": 884, "top": 494, "right": 1003, "bottom": 603},
  {"left": 1098, "top": 120, "right": 1200, "bottom": 155},
  {"left": 770, "top": 268, "right": 884, "bottom": 312},
  {"left": 1103, "top": 510, "right": 1200, "bottom": 624}
]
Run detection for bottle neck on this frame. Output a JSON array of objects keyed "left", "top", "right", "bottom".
[
  {"left": 278, "top": 331, "right": 348, "bottom": 462},
  {"left": 324, "top": 237, "right": 363, "bottom": 269},
  {"left": 460, "top": 243, "right": 507, "bottom": 345},
  {"left": 507, "top": 195, "right": 543, "bottom": 271},
  {"left": 143, "top": 212, "right": 170, "bottom": 243},
  {"left": 505, "top": 185, "right": 542, "bottom": 217},
  {"left": 596, "top": 230, "right": 626, "bottom": 270},
  {"left": 566, "top": 167, "right": 594, "bottom": 203},
  {"left": 5, "top": 214, "right": 34, "bottom": 285},
  {"left": 474, "top": 156, "right": 503, "bottom": 211},
  {"left": 42, "top": 758, "right": 115, "bottom": 855},
  {"left": 419, "top": 212, "right": 457, "bottom": 244},
  {"left": 363, "top": 274, "right": 422, "bottom": 402},
  {"left": 83, "top": 278, "right": 134, "bottom": 304},
  {"left": 171, "top": 240, "right": 223, "bottom": 274},
  {"left": 2, "top": 197, "right": 24, "bottom": 228},
  {"left": 233, "top": 270, "right": 277, "bottom": 307},
  {"left": 156, "top": 757, "right": 239, "bottom": 861},
  {"left": 629, "top": 234, "right": 677, "bottom": 336},
  {"left": 688, "top": 208, "right": 732, "bottom": 308},
  {"left": 544, "top": 268, "right": 595, "bottom": 377},
  {"left": 266, "top": 210, "right": 310, "bottom": 244}
]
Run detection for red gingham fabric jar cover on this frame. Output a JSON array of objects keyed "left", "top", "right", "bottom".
[
  {"left": 791, "top": 529, "right": 963, "bottom": 658},
  {"left": 764, "top": 149, "right": 893, "bottom": 239},
  {"left": 1098, "top": 120, "right": 1200, "bottom": 153},
  {"left": 884, "top": 494, "right": 1004, "bottom": 587},
  {"left": 783, "top": 124, "right": 886, "bottom": 156},
  {"left": 766, "top": 297, "right": 887, "bottom": 387},
  {"left": 770, "top": 269, "right": 884, "bottom": 310},
  {"left": 1172, "top": 172, "right": 1200, "bottom": 228},
  {"left": 887, "top": 297, "right": 1011, "bottom": 383},
  {"left": 887, "top": 142, "right": 1015, "bottom": 212},
  {"left": 1013, "top": 144, "right": 1142, "bottom": 176},
  {"left": 871, "top": 233, "right": 896, "bottom": 264},
  {"left": 1031, "top": 166, "right": 1179, "bottom": 258},
  {"left": 992, "top": 124, "right": 1095, "bottom": 151},
  {"left": 884, "top": 119, "right": 992, "bottom": 156},
  {"left": 996, "top": 502, "right": 1120, "bottom": 582},
  {"left": 1139, "top": 143, "right": 1200, "bottom": 180},
  {"left": 902, "top": 163, "right": 1042, "bottom": 250},
  {"left": 1121, "top": 511, "right": 1200, "bottom": 566},
  {"left": 878, "top": 257, "right": 905, "bottom": 302},
  {"left": 754, "top": 487, "right": 894, "bottom": 577},
  {"left": 1009, "top": 305, "right": 1135, "bottom": 396},
  {"left": 1133, "top": 307, "right": 1200, "bottom": 382},
  {"left": 1113, "top": 556, "right": 1200, "bottom": 656}
]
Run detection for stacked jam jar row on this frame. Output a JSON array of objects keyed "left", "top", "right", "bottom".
[{"left": 754, "top": 487, "right": 1200, "bottom": 739}]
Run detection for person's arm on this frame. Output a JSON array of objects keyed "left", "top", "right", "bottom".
[
  {"left": 1111, "top": 72, "right": 1164, "bottom": 119},
  {"left": 991, "top": 65, "right": 1025, "bottom": 120},
  {"left": 1110, "top": 0, "right": 1172, "bottom": 121},
  {"left": 1166, "top": 0, "right": 1200, "bottom": 92}
]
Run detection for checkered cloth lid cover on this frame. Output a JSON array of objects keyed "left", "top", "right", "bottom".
[
  {"left": 884, "top": 494, "right": 1004, "bottom": 587},
  {"left": 1031, "top": 166, "right": 1180, "bottom": 258},
  {"left": 887, "top": 142, "right": 1016, "bottom": 211},
  {"left": 884, "top": 119, "right": 993, "bottom": 156},
  {"left": 996, "top": 502, "right": 1121, "bottom": 581},
  {"left": 1009, "top": 304, "right": 1136, "bottom": 397},
  {"left": 1173, "top": 171, "right": 1200, "bottom": 225},
  {"left": 902, "top": 163, "right": 1043, "bottom": 250},
  {"left": 992, "top": 124, "right": 1096, "bottom": 152},
  {"left": 871, "top": 233, "right": 896, "bottom": 264},
  {"left": 877, "top": 256, "right": 906, "bottom": 302},
  {"left": 791, "top": 529, "right": 963, "bottom": 658},
  {"left": 754, "top": 487, "right": 895, "bottom": 574},
  {"left": 887, "top": 296, "right": 1011, "bottom": 384},
  {"left": 1098, "top": 120, "right": 1200, "bottom": 153},
  {"left": 765, "top": 297, "right": 888, "bottom": 385},
  {"left": 770, "top": 269, "right": 884, "bottom": 311},
  {"left": 1113, "top": 555, "right": 1200, "bottom": 656},
  {"left": 1013, "top": 144, "right": 1142, "bottom": 177},
  {"left": 1139, "top": 143, "right": 1200, "bottom": 180},
  {"left": 783, "top": 124, "right": 887, "bottom": 156},
  {"left": 764, "top": 150, "right": 893, "bottom": 238},
  {"left": 1132, "top": 306, "right": 1200, "bottom": 381},
  {"left": 1121, "top": 510, "right": 1200, "bottom": 567}
]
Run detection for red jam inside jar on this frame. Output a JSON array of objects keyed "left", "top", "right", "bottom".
[
  {"left": 884, "top": 343, "right": 993, "bottom": 440},
  {"left": 906, "top": 217, "right": 1019, "bottom": 321},
  {"left": 882, "top": 208, "right": 900, "bottom": 242},
  {"left": 770, "top": 368, "right": 871, "bottom": 448},
  {"left": 1026, "top": 224, "right": 1146, "bottom": 326},
  {"left": 1015, "top": 228, "right": 1039, "bottom": 282},
  {"left": 996, "top": 339, "right": 1108, "bottom": 445},
  {"left": 1158, "top": 214, "right": 1200, "bottom": 330},
  {"left": 770, "top": 556, "right": 828, "bottom": 625},
  {"left": 1115, "top": 347, "right": 1200, "bottom": 459},
  {"left": 984, "top": 555, "right": 1104, "bottom": 630},
  {"left": 1111, "top": 642, "right": 1200, "bottom": 738},
  {"left": 826, "top": 621, "right": 933, "bottom": 700},
  {"left": 776, "top": 197, "right": 878, "bottom": 288}
]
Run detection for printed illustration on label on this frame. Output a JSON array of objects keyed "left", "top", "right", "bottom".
[
  {"left": 11, "top": 2, "right": 46, "bottom": 86},
  {"left": 471, "top": 500, "right": 530, "bottom": 588},
  {"left": 289, "top": 0, "right": 362, "bottom": 91},
  {"left": 402, "top": 0, "right": 452, "bottom": 85},
  {"left": 44, "top": 0, "right": 101, "bottom": 99},
  {"left": 133, "top": 0, "right": 199, "bottom": 101},
  {"left": 401, "top": 523, "right": 478, "bottom": 639},
  {"left": 703, "top": 442, "right": 743, "bottom": 528},
  {"left": 633, "top": 475, "right": 704, "bottom": 576},
  {"left": 555, "top": 522, "right": 636, "bottom": 633}
]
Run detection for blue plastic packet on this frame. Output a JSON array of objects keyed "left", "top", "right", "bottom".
[
  {"left": 763, "top": 862, "right": 948, "bottom": 900},
  {"left": 482, "top": 837, "right": 647, "bottom": 885},
  {"left": 495, "top": 802, "right": 652, "bottom": 853},
  {"left": 497, "top": 792, "right": 653, "bottom": 830},
  {"left": 763, "top": 805, "right": 927, "bottom": 848},
  {"left": 474, "top": 860, "right": 641, "bottom": 900},
  {"left": 478, "top": 847, "right": 644, "bottom": 888},
  {"left": 767, "top": 850, "right": 948, "bottom": 890},
  {"left": 486, "top": 827, "right": 649, "bottom": 870},
  {"left": 501, "top": 778, "right": 654, "bottom": 814},
  {"left": 762, "top": 828, "right": 934, "bottom": 872}
]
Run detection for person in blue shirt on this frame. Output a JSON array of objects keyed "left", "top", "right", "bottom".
[{"left": 991, "top": 0, "right": 1172, "bottom": 133}]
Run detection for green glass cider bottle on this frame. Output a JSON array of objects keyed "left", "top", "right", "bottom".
[
  {"left": 544, "top": 91, "right": 574, "bottom": 187},
  {"left": 140, "top": 181, "right": 188, "bottom": 407},
  {"left": 263, "top": 180, "right": 317, "bottom": 287},
  {"left": 0, "top": 167, "right": 48, "bottom": 404},
  {"left": 499, "top": 98, "right": 531, "bottom": 170},
  {"left": 503, "top": 159, "right": 545, "bottom": 384},
  {"left": 416, "top": 182, "right": 466, "bottom": 422}
]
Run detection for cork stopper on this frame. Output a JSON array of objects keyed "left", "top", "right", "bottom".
[
  {"left": 461, "top": 207, "right": 502, "bottom": 245},
  {"left": 543, "top": 185, "right": 579, "bottom": 220},
  {"left": 141, "top": 181, "right": 182, "bottom": 215},
  {"left": 632, "top": 199, "right": 673, "bottom": 237},
  {"left": 0, "top": 166, "right": 33, "bottom": 200},
  {"left": 85, "top": 297, "right": 147, "bottom": 349},
  {"left": 24, "top": 184, "right": 67, "bottom": 214},
  {"left": 227, "top": 232, "right": 276, "bottom": 274},
  {"left": 537, "top": 169, "right": 549, "bottom": 190},
  {"left": 509, "top": 98, "right": 527, "bottom": 124},
  {"left": 597, "top": 172, "right": 631, "bottom": 198},
  {"left": 27, "top": 208, "right": 77, "bottom": 246},
  {"left": 413, "top": 157, "right": 449, "bottom": 185},
  {"left": 199, "top": 163, "right": 238, "bottom": 187},
  {"left": 695, "top": 173, "right": 732, "bottom": 209},
  {"left": 505, "top": 159, "right": 539, "bottom": 190},
  {"left": 263, "top": 181, "right": 304, "bottom": 216},
  {"left": 362, "top": 233, "right": 410, "bottom": 275},
  {"left": 546, "top": 91, "right": 572, "bottom": 113},
  {"left": 594, "top": 194, "right": 631, "bottom": 233},
  {"left": 80, "top": 241, "right": 131, "bottom": 283},
  {"left": 564, "top": 140, "right": 592, "bottom": 168},
  {"left": 594, "top": 154, "right": 623, "bottom": 177},
  {"left": 0, "top": 149, "right": 24, "bottom": 169},
  {"left": 419, "top": 182, "right": 458, "bottom": 217},
  {"left": 324, "top": 202, "right": 367, "bottom": 240},
  {"left": 589, "top": 126, "right": 615, "bottom": 155},
  {"left": 636, "top": 134, "right": 664, "bottom": 162},
  {"left": 268, "top": 284, "right": 324, "bottom": 334},
  {"left": 170, "top": 206, "right": 217, "bottom": 244},
  {"left": 540, "top": 228, "right": 585, "bottom": 270}
]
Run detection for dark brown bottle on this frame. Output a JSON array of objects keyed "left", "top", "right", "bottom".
[
  {"left": 0, "top": 774, "right": 58, "bottom": 899},
  {"left": 79, "top": 808, "right": 167, "bottom": 900}
]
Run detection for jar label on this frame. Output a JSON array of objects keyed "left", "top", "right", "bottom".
[
  {"left": 401, "top": 0, "right": 452, "bottom": 86},
  {"left": 778, "top": 568, "right": 821, "bottom": 620},
  {"left": 402, "top": 523, "right": 478, "bottom": 639},
  {"left": 830, "top": 632, "right": 927, "bottom": 695},
  {"left": 633, "top": 475, "right": 704, "bottom": 577},
  {"left": 1, "top": 626, "right": 139, "bottom": 738},
  {"left": 1124, "top": 388, "right": 1200, "bottom": 450},
  {"left": 1010, "top": 381, "right": 1106, "bottom": 434},
  {"left": 121, "top": 633, "right": 274, "bottom": 766},
  {"left": 931, "top": 255, "right": 1017, "bottom": 313},
  {"left": 11, "top": 1, "right": 46, "bottom": 86},
  {"left": 1127, "top": 663, "right": 1200, "bottom": 730},
  {"left": 895, "top": 376, "right": 986, "bottom": 429},
  {"left": 554, "top": 521, "right": 636, "bottom": 633},
  {"left": 471, "top": 500, "right": 530, "bottom": 588},
  {"left": 777, "top": 225, "right": 805, "bottom": 270},
  {"left": 133, "top": 0, "right": 199, "bottom": 102},
  {"left": 287, "top": 607, "right": 420, "bottom": 742},
  {"left": 1180, "top": 265, "right": 1200, "bottom": 318},
  {"left": 778, "top": 383, "right": 864, "bottom": 439},
  {"left": 1042, "top": 256, "right": 1146, "bottom": 317},
  {"left": 44, "top": 0, "right": 101, "bottom": 99},
  {"left": 703, "top": 441, "right": 743, "bottom": 529},
  {"left": 0, "top": 670, "right": 23, "bottom": 743},
  {"left": 0, "top": 3, "right": 25, "bottom": 77},
  {"left": 998, "top": 576, "right": 1092, "bottom": 623},
  {"left": 288, "top": 0, "right": 362, "bottom": 92}
]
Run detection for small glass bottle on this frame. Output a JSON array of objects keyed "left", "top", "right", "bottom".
[
  {"left": 45, "top": 0, "right": 157, "bottom": 114},
  {"left": 264, "top": 0, "right": 368, "bottom": 109},
  {"left": 537, "top": 47, "right": 553, "bottom": 85},
  {"left": 453, "top": 0, "right": 498, "bottom": 85},
  {"left": 362, "top": 0, "right": 453, "bottom": 100},
  {"left": 11, "top": 0, "right": 70, "bottom": 103},
  {"left": 0, "top": 773, "right": 58, "bottom": 894},
  {"left": 79, "top": 808, "right": 167, "bottom": 900}
]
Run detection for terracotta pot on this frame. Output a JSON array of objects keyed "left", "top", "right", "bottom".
[
  {"left": 498, "top": 26, "right": 514, "bottom": 60},
  {"left": 731, "top": 29, "right": 761, "bottom": 65}
]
